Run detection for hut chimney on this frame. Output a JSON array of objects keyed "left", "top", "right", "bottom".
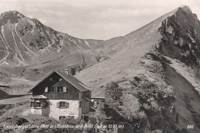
[{"left": 65, "top": 69, "right": 69, "bottom": 75}]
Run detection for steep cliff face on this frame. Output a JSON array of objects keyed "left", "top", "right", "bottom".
[{"left": 158, "top": 6, "right": 200, "bottom": 77}]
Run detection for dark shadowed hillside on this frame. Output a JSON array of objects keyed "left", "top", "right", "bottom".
[{"left": 165, "top": 63, "right": 200, "bottom": 133}]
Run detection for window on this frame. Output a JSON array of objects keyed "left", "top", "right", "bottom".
[
  {"left": 59, "top": 116, "right": 65, "bottom": 120},
  {"left": 60, "top": 102, "right": 65, "bottom": 107},
  {"left": 48, "top": 86, "right": 55, "bottom": 92},
  {"left": 57, "top": 87, "right": 63, "bottom": 92},
  {"left": 30, "top": 99, "right": 48, "bottom": 108},
  {"left": 67, "top": 116, "right": 74, "bottom": 119},
  {"left": 35, "top": 102, "right": 41, "bottom": 108},
  {"left": 45, "top": 87, "right": 48, "bottom": 92},
  {"left": 43, "top": 102, "right": 49, "bottom": 108},
  {"left": 57, "top": 101, "right": 69, "bottom": 108}
]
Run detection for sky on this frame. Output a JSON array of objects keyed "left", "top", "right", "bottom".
[{"left": 0, "top": 0, "right": 200, "bottom": 40}]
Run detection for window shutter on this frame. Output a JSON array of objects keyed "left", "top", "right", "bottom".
[
  {"left": 45, "top": 87, "right": 48, "bottom": 92},
  {"left": 46, "top": 102, "right": 49, "bottom": 107},
  {"left": 65, "top": 102, "right": 69, "bottom": 108},
  {"left": 63, "top": 87, "right": 67, "bottom": 92},
  {"left": 57, "top": 102, "right": 60, "bottom": 108},
  {"left": 44, "top": 102, "right": 49, "bottom": 108},
  {"left": 79, "top": 101, "right": 81, "bottom": 108},
  {"left": 30, "top": 102, "right": 34, "bottom": 107}
]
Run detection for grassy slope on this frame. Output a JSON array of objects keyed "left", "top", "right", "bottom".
[
  {"left": 0, "top": 95, "right": 30, "bottom": 104},
  {"left": 165, "top": 63, "right": 200, "bottom": 133},
  {"left": 76, "top": 8, "right": 178, "bottom": 98}
]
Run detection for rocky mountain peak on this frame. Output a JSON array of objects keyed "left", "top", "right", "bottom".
[
  {"left": 0, "top": 10, "right": 24, "bottom": 25},
  {"left": 178, "top": 5, "right": 192, "bottom": 14},
  {"left": 158, "top": 5, "right": 200, "bottom": 78},
  {"left": 0, "top": 10, "right": 103, "bottom": 68}
]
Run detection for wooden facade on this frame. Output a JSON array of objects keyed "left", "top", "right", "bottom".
[{"left": 29, "top": 71, "right": 91, "bottom": 120}]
